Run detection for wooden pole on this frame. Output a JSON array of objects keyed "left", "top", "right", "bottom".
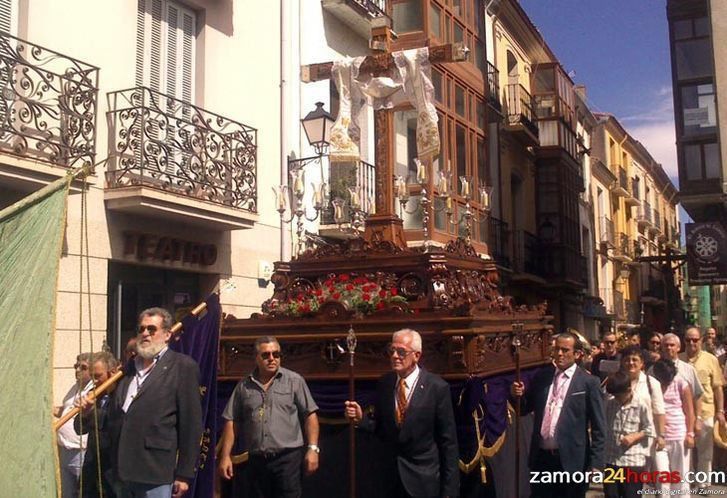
[
  {"left": 346, "top": 325, "right": 358, "bottom": 498},
  {"left": 53, "top": 300, "right": 209, "bottom": 431}
]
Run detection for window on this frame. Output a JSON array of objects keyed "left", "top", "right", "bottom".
[
  {"left": 672, "top": 16, "right": 712, "bottom": 81},
  {"left": 430, "top": 4, "right": 442, "bottom": 39},
  {"left": 681, "top": 83, "right": 716, "bottom": 135},
  {"left": 683, "top": 141, "right": 720, "bottom": 180},
  {"left": 135, "top": 0, "right": 196, "bottom": 103},
  {"left": 392, "top": 0, "right": 423, "bottom": 33}
]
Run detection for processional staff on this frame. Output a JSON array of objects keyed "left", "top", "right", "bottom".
[
  {"left": 346, "top": 325, "right": 358, "bottom": 498},
  {"left": 53, "top": 300, "right": 209, "bottom": 431},
  {"left": 511, "top": 322, "right": 523, "bottom": 498}
]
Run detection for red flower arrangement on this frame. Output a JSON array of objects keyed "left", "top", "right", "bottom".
[{"left": 267, "top": 272, "right": 406, "bottom": 317}]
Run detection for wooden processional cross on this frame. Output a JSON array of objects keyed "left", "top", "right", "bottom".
[
  {"left": 301, "top": 28, "right": 469, "bottom": 250},
  {"left": 300, "top": 28, "right": 468, "bottom": 498}
]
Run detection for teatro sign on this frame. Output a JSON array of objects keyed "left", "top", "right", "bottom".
[
  {"left": 122, "top": 231, "right": 218, "bottom": 266},
  {"left": 686, "top": 222, "right": 727, "bottom": 285}
]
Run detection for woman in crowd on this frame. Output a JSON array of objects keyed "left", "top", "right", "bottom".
[{"left": 650, "top": 359, "right": 695, "bottom": 495}]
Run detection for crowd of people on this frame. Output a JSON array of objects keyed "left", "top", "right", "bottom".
[
  {"left": 513, "top": 325, "right": 727, "bottom": 498},
  {"left": 55, "top": 305, "right": 727, "bottom": 498}
]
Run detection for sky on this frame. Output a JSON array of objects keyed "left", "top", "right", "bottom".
[{"left": 518, "top": 0, "right": 679, "bottom": 187}]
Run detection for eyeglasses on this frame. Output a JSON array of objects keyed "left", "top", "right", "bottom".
[
  {"left": 138, "top": 324, "right": 162, "bottom": 335},
  {"left": 259, "top": 351, "right": 281, "bottom": 359},
  {"left": 386, "top": 346, "right": 416, "bottom": 358},
  {"left": 73, "top": 363, "right": 88, "bottom": 370},
  {"left": 685, "top": 338, "right": 700, "bottom": 343}
]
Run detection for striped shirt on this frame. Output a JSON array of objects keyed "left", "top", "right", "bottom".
[{"left": 604, "top": 395, "right": 654, "bottom": 467}]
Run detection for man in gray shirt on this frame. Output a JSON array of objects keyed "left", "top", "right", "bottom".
[{"left": 218, "top": 336, "right": 319, "bottom": 498}]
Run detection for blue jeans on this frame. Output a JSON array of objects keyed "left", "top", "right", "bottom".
[{"left": 119, "top": 482, "right": 173, "bottom": 498}]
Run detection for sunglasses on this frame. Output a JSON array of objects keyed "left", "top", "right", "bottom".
[
  {"left": 260, "top": 351, "right": 281, "bottom": 359},
  {"left": 386, "top": 346, "right": 416, "bottom": 358},
  {"left": 138, "top": 324, "right": 163, "bottom": 335},
  {"left": 685, "top": 338, "right": 700, "bottom": 343},
  {"left": 73, "top": 363, "right": 88, "bottom": 370}
]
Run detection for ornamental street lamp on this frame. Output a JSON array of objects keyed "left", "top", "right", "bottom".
[{"left": 301, "top": 102, "right": 335, "bottom": 155}]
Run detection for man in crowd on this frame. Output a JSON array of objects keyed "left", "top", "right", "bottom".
[
  {"left": 108, "top": 307, "right": 203, "bottom": 498},
  {"left": 345, "top": 329, "right": 459, "bottom": 498},
  {"left": 218, "top": 336, "right": 320, "bottom": 498},
  {"left": 511, "top": 332, "right": 606, "bottom": 498},
  {"left": 704, "top": 327, "right": 725, "bottom": 358},
  {"left": 681, "top": 326, "right": 724, "bottom": 488},
  {"left": 591, "top": 332, "right": 620, "bottom": 382},
  {"left": 55, "top": 352, "right": 94, "bottom": 498},
  {"left": 75, "top": 351, "right": 121, "bottom": 498}
]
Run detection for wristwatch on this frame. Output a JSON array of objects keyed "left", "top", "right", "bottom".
[{"left": 307, "top": 444, "right": 320, "bottom": 454}]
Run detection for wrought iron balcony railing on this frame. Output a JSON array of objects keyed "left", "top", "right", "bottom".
[
  {"left": 486, "top": 61, "right": 501, "bottom": 113},
  {"left": 506, "top": 83, "right": 538, "bottom": 137},
  {"left": 653, "top": 210, "right": 661, "bottom": 231},
  {"left": 488, "top": 216, "right": 510, "bottom": 268},
  {"left": 619, "top": 167, "right": 629, "bottom": 193},
  {"left": 0, "top": 32, "right": 98, "bottom": 168},
  {"left": 352, "top": 0, "right": 387, "bottom": 17},
  {"left": 106, "top": 87, "right": 257, "bottom": 211},
  {"left": 638, "top": 201, "right": 652, "bottom": 226}
]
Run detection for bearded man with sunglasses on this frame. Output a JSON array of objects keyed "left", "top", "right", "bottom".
[
  {"left": 218, "top": 336, "right": 320, "bottom": 498},
  {"left": 344, "top": 329, "right": 459, "bottom": 498},
  {"left": 107, "top": 307, "right": 203, "bottom": 498}
]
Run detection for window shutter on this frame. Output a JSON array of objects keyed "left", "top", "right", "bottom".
[
  {"left": 164, "top": 2, "right": 195, "bottom": 104},
  {"left": 135, "top": 0, "right": 164, "bottom": 92},
  {"left": 0, "top": 0, "right": 16, "bottom": 35}
]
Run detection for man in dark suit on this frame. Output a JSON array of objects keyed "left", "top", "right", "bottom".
[
  {"left": 345, "top": 328, "right": 459, "bottom": 498},
  {"left": 108, "top": 307, "right": 203, "bottom": 498},
  {"left": 511, "top": 331, "right": 606, "bottom": 498}
]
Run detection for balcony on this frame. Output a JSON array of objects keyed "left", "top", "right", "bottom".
[
  {"left": 321, "top": 0, "right": 388, "bottom": 39},
  {"left": 504, "top": 83, "right": 538, "bottom": 146},
  {"left": 650, "top": 209, "right": 661, "bottom": 235},
  {"left": 512, "top": 230, "right": 544, "bottom": 281},
  {"left": 598, "top": 287, "right": 616, "bottom": 316},
  {"left": 624, "top": 178, "right": 640, "bottom": 206},
  {"left": 637, "top": 201, "right": 653, "bottom": 229},
  {"left": 0, "top": 32, "right": 98, "bottom": 188},
  {"left": 537, "top": 245, "right": 587, "bottom": 287},
  {"left": 105, "top": 87, "right": 258, "bottom": 230},
  {"left": 486, "top": 62, "right": 501, "bottom": 114},
  {"left": 610, "top": 166, "right": 630, "bottom": 197},
  {"left": 612, "top": 233, "right": 633, "bottom": 263},
  {"left": 313, "top": 156, "right": 375, "bottom": 232},
  {"left": 487, "top": 216, "right": 510, "bottom": 268},
  {"left": 599, "top": 216, "right": 615, "bottom": 248}
]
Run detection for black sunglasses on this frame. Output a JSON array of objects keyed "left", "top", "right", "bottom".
[
  {"left": 260, "top": 351, "right": 281, "bottom": 359},
  {"left": 386, "top": 346, "right": 416, "bottom": 358},
  {"left": 138, "top": 324, "right": 162, "bottom": 335}
]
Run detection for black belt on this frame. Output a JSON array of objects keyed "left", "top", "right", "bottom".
[{"left": 250, "top": 447, "right": 300, "bottom": 461}]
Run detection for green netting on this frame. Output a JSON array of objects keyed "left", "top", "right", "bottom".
[{"left": 0, "top": 176, "right": 72, "bottom": 498}]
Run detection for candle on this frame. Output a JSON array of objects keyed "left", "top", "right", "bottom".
[
  {"left": 333, "top": 199, "right": 344, "bottom": 222},
  {"left": 446, "top": 196, "right": 453, "bottom": 211},
  {"left": 313, "top": 183, "right": 323, "bottom": 208},
  {"left": 415, "top": 159, "right": 427, "bottom": 184},
  {"left": 438, "top": 171, "right": 448, "bottom": 194},
  {"left": 292, "top": 169, "right": 305, "bottom": 197},
  {"left": 460, "top": 177, "right": 469, "bottom": 198},
  {"left": 273, "top": 186, "right": 287, "bottom": 211},
  {"left": 480, "top": 186, "right": 491, "bottom": 209},
  {"left": 349, "top": 187, "right": 360, "bottom": 209}
]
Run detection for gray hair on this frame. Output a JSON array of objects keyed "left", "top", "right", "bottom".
[
  {"left": 662, "top": 332, "right": 681, "bottom": 347},
  {"left": 393, "top": 329, "right": 422, "bottom": 352},
  {"left": 254, "top": 336, "right": 280, "bottom": 353},
  {"left": 76, "top": 352, "right": 93, "bottom": 363},
  {"left": 138, "top": 307, "right": 174, "bottom": 331},
  {"left": 91, "top": 351, "right": 120, "bottom": 371}
]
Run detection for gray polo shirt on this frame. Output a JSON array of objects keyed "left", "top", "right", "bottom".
[{"left": 222, "top": 367, "right": 318, "bottom": 453}]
